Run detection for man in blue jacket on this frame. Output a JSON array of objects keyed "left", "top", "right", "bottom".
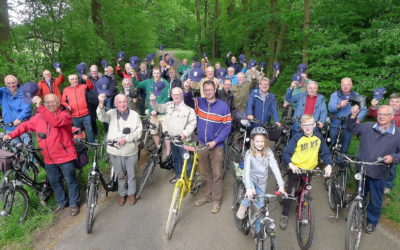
[
  {"left": 328, "top": 77, "right": 366, "bottom": 153},
  {"left": 189, "top": 80, "right": 231, "bottom": 214},
  {"left": 347, "top": 105, "right": 400, "bottom": 233},
  {"left": 246, "top": 77, "right": 281, "bottom": 128},
  {"left": 0, "top": 75, "right": 32, "bottom": 144},
  {"left": 285, "top": 80, "right": 327, "bottom": 132}
]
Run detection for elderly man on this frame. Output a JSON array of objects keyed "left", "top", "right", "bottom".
[
  {"left": 196, "top": 66, "right": 219, "bottom": 97},
  {"left": 246, "top": 77, "right": 281, "bottom": 127},
  {"left": 185, "top": 80, "right": 231, "bottom": 214},
  {"left": 4, "top": 94, "right": 80, "bottom": 216},
  {"left": 97, "top": 94, "right": 142, "bottom": 206},
  {"left": 37, "top": 68, "right": 64, "bottom": 100},
  {"left": 328, "top": 77, "right": 367, "bottom": 153},
  {"left": 0, "top": 75, "right": 32, "bottom": 144},
  {"left": 347, "top": 105, "right": 400, "bottom": 233},
  {"left": 177, "top": 58, "right": 191, "bottom": 76},
  {"left": 61, "top": 74, "right": 95, "bottom": 142},
  {"left": 285, "top": 80, "right": 327, "bottom": 132},
  {"left": 150, "top": 87, "right": 197, "bottom": 183},
  {"left": 217, "top": 78, "right": 235, "bottom": 114},
  {"left": 231, "top": 72, "right": 256, "bottom": 113}
]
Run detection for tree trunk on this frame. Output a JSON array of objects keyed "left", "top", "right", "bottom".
[
  {"left": 303, "top": 0, "right": 311, "bottom": 65},
  {"left": 242, "top": 0, "right": 250, "bottom": 54},
  {"left": 195, "top": 0, "right": 202, "bottom": 54},
  {"left": 274, "top": 2, "right": 293, "bottom": 63},
  {"left": 227, "top": 0, "right": 235, "bottom": 18},
  {"left": 91, "top": 0, "right": 103, "bottom": 38},
  {"left": 267, "top": 0, "right": 278, "bottom": 78},
  {"left": 203, "top": 0, "right": 208, "bottom": 54},
  {"left": 212, "top": 0, "right": 219, "bottom": 58},
  {"left": 0, "top": 0, "right": 10, "bottom": 45}
]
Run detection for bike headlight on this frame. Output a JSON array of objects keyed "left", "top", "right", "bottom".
[
  {"left": 183, "top": 153, "right": 190, "bottom": 160},
  {"left": 268, "top": 223, "right": 275, "bottom": 230},
  {"left": 306, "top": 185, "right": 312, "bottom": 190},
  {"left": 354, "top": 173, "right": 362, "bottom": 181},
  {"left": 91, "top": 171, "right": 97, "bottom": 175},
  {"left": 245, "top": 137, "right": 250, "bottom": 142}
]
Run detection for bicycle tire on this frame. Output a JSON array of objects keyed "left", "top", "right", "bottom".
[
  {"left": 328, "top": 168, "right": 345, "bottom": 212},
  {"left": 0, "top": 185, "right": 29, "bottom": 223},
  {"left": 166, "top": 186, "right": 181, "bottom": 239},
  {"left": 232, "top": 180, "right": 249, "bottom": 235},
  {"left": 136, "top": 160, "right": 155, "bottom": 199},
  {"left": 256, "top": 238, "right": 264, "bottom": 250},
  {"left": 86, "top": 182, "right": 97, "bottom": 234},
  {"left": 296, "top": 194, "right": 315, "bottom": 250},
  {"left": 345, "top": 201, "right": 363, "bottom": 250}
]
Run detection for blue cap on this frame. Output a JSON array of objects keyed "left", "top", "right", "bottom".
[
  {"left": 101, "top": 59, "right": 108, "bottom": 69},
  {"left": 146, "top": 52, "right": 156, "bottom": 62},
  {"left": 159, "top": 45, "right": 164, "bottom": 50},
  {"left": 96, "top": 77, "right": 111, "bottom": 96},
  {"left": 372, "top": 87, "right": 387, "bottom": 100},
  {"left": 297, "top": 63, "right": 308, "bottom": 73},
  {"left": 291, "top": 73, "right": 302, "bottom": 82},
  {"left": 274, "top": 62, "right": 280, "bottom": 70},
  {"left": 238, "top": 54, "right": 246, "bottom": 64},
  {"left": 153, "top": 81, "right": 166, "bottom": 96},
  {"left": 260, "top": 62, "right": 267, "bottom": 68},
  {"left": 216, "top": 68, "right": 227, "bottom": 80},
  {"left": 129, "top": 56, "right": 140, "bottom": 68},
  {"left": 52, "top": 62, "right": 62, "bottom": 69},
  {"left": 189, "top": 68, "right": 204, "bottom": 82},
  {"left": 167, "top": 58, "right": 174, "bottom": 66},
  {"left": 76, "top": 62, "right": 87, "bottom": 77},
  {"left": 248, "top": 60, "right": 257, "bottom": 68},
  {"left": 22, "top": 82, "right": 39, "bottom": 104},
  {"left": 193, "top": 62, "right": 201, "bottom": 69},
  {"left": 117, "top": 51, "right": 125, "bottom": 60},
  {"left": 192, "top": 56, "right": 198, "bottom": 62}
]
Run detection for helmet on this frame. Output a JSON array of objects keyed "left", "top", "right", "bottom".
[{"left": 250, "top": 127, "right": 268, "bottom": 138}]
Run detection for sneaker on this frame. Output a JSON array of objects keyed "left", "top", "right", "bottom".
[
  {"left": 236, "top": 204, "right": 247, "bottom": 219},
  {"left": 71, "top": 206, "right": 80, "bottom": 216},
  {"left": 211, "top": 201, "right": 221, "bottom": 214},
  {"left": 279, "top": 215, "right": 288, "bottom": 230},
  {"left": 195, "top": 197, "right": 212, "bottom": 207},
  {"left": 365, "top": 223, "right": 376, "bottom": 234},
  {"left": 169, "top": 176, "right": 179, "bottom": 184},
  {"left": 384, "top": 188, "right": 391, "bottom": 194}
]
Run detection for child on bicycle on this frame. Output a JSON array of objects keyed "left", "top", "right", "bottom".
[
  {"left": 279, "top": 114, "right": 332, "bottom": 230},
  {"left": 236, "top": 127, "right": 286, "bottom": 232}
]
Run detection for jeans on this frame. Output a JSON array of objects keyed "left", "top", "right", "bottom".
[
  {"left": 72, "top": 115, "right": 95, "bottom": 142},
  {"left": 241, "top": 183, "right": 264, "bottom": 232},
  {"left": 364, "top": 176, "right": 385, "bottom": 225},
  {"left": 45, "top": 160, "right": 80, "bottom": 207},
  {"left": 171, "top": 143, "right": 192, "bottom": 178},
  {"left": 385, "top": 165, "right": 397, "bottom": 189},
  {"left": 329, "top": 126, "right": 352, "bottom": 153}
]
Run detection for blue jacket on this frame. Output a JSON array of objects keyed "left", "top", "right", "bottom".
[
  {"left": 193, "top": 97, "right": 232, "bottom": 148},
  {"left": 328, "top": 90, "right": 366, "bottom": 128},
  {"left": 0, "top": 87, "right": 32, "bottom": 131},
  {"left": 285, "top": 90, "right": 327, "bottom": 131},
  {"left": 246, "top": 89, "right": 280, "bottom": 124},
  {"left": 347, "top": 118, "right": 400, "bottom": 179}
]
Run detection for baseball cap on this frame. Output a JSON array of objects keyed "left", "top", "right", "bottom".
[
  {"left": 129, "top": 56, "right": 140, "bottom": 68},
  {"left": 153, "top": 81, "right": 166, "bottom": 96},
  {"left": 22, "top": 82, "right": 39, "bottom": 104},
  {"left": 274, "top": 62, "right": 280, "bottom": 70},
  {"left": 167, "top": 58, "right": 174, "bottom": 66},
  {"left": 238, "top": 54, "right": 246, "bottom": 64},
  {"left": 216, "top": 68, "right": 227, "bottom": 80},
  {"left": 95, "top": 77, "right": 111, "bottom": 96},
  {"left": 76, "top": 62, "right": 87, "bottom": 77},
  {"left": 159, "top": 45, "right": 164, "bottom": 50},
  {"left": 297, "top": 63, "right": 308, "bottom": 73},
  {"left": 248, "top": 60, "right": 257, "bottom": 68},
  {"left": 189, "top": 68, "right": 204, "bottom": 82},
  {"left": 260, "top": 62, "right": 267, "bottom": 68},
  {"left": 117, "top": 51, "right": 125, "bottom": 60},
  {"left": 372, "top": 87, "right": 387, "bottom": 100},
  {"left": 101, "top": 59, "right": 108, "bottom": 69},
  {"left": 291, "top": 73, "right": 302, "bottom": 83},
  {"left": 146, "top": 52, "right": 156, "bottom": 62},
  {"left": 52, "top": 62, "right": 62, "bottom": 69}
]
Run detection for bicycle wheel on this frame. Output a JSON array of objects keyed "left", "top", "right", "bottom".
[
  {"left": 0, "top": 185, "right": 29, "bottom": 223},
  {"left": 166, "top": 186, "right": 181, "bottom": 239},
  {"left": 256, "top": 238, "right": 264, "bottom": 250},
  {"left": 273, "top": 140, "right": 285, "bottom": 172},
  {"left": 296, "top": 194, "right": 315, "bottom": 250},
  {"left": 328, "top": 167, "right": 345, "bottom": 211},
  {"left": 136, "top": 160, "right": 155, "bottom": 199},
  {"left": 86, "top": 182, "right": 97, "bottom": 234},
  {"left": 345, "top": 201, "right": 363, "bottom": 250},
  {"left": 232, "top": 180, "right": 249, "bottom": 235}
]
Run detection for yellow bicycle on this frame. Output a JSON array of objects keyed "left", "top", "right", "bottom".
[{"left": 165, "top": 141, "right": 208, "bottom": 239}]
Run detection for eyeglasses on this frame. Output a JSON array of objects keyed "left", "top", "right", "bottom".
[
  {"left": 301, "top": 123, "right": 314, "bottom": 128},
  {"left": 45, "top": 101, "right": 58, "bottom": 105},
  {"left": 5, "top": 82, "right": 17, "bottom": 85},
  {"left": 377, "top": 113, "right": 392, "bottom": 117}
]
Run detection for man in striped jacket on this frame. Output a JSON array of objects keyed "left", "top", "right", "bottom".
[{"left": 187, "top": 80, "right": 232, "bottom": 214}]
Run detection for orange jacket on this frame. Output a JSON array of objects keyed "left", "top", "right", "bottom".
[
  {"left": 61, "top": 80, "right": 94, "bottom": 118},
  {"left": 37, "top": 74, "right": 64, "bottom": 100}
]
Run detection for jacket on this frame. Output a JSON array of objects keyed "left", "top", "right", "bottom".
[
  {"left": 177, "top": 64, "right": 191, "bottom": 75},
  {"left": 243, "top": 149, "right": 284, "bottom": 192},
  {"left": 9, "top": 106, "right": 77, "bottom": 165},
  {"left": 137, "top": 78, "right": 170, "bottom": 113},
  {"left": 97, "top": 107, "right": 142, "bottom": 156},
  {"left": 285, "top": 90, "right": 327, "bottom": 131},
  {"left": 217, "top": 89, "right": 235, "bottom": 114},
  {"left": 37, "top": 74, "right": 64, "bottom": 100},
  {"left": 231, "top": 81, "right": 256, "bottom": 113},
  {"left": 151, "top": 101, "right": 197, "bottom": 141},
  {"left": 0, "top": 87, "right": 32, "bottom": 131},
  {"left": 347, "top": 118, "right": 400, "bottom": 179},
  {"left": 225, "top": 58, "right": 242, "bottom": 74},
  {"left": 246, "top": 89, "right": 280, "bottom": 124},
  {"left": 138, "top": 70, "right": 152, "bottom": 82},
  {"left": 328, "top": 90, "right": 366, "bottom": 128},
  {"left": 116, "top": 66, "right": 139, "bottom": 81},
  {"left": 194, "top": 97, "right": 232, "bottom": 148},
  {"left": 61, "top": 80, "right": 94, "bottom": 118}
]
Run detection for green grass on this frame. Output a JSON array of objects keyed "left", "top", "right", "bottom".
[{"left": 173, "top": 50, "right": 195, "bottom": 61}]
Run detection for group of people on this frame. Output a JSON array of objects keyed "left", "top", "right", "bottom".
[{"left": 0, "top": 51, "right": 399, "bottom": 235}]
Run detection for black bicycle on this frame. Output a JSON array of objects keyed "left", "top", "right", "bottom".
[{"left": 273, "top": 117, "right": 295, "bottom": 171}]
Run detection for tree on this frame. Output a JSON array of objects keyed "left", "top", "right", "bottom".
[{"left": 0, "top": 0, "right": 10, "bottom": 46}]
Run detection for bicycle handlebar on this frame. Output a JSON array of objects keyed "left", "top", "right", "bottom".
[
  {"left": 170, "top": 136, "right": 209, "bottom": 151},
  {"left": 336, "top": 152, "right": 387, "bottom": 166}
]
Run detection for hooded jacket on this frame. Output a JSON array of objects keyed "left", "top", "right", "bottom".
[{"left": 37, "top": 74, "right": 64, "bottom": 100}]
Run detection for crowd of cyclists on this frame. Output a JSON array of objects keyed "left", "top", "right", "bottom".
[{"left": 1, "top": 48, "right": 399, "bottom": 248}]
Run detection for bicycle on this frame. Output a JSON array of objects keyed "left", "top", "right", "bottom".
[
  {"left": 283, "top": 168, "right": 325, "bottom": 250},
  {"left": 335, "top": 153, "right": 386, "bottom": 250},
  {"left": 0, "top": 139, "right": 51, "bottom": 223},
  {"left": 273, "top": 117, "right": 295, "bottom": 171},
  {"left": 165, "top": 139, "right": 208, "bottom": 239}
]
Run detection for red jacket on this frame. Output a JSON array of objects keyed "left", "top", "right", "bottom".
[
  {"left": 61, "top": 80, "right": 94, "bottom": 118},
  {"left": 116, "top": 66, "right": 139, "bottom": 81},
  {"left": 9, "top": 106, "right": 77, "bottom": 165},
  {"left": 37, "top": 74, "right": 65, "bottom": 100}
]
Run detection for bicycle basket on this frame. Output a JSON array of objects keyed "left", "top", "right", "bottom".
[
  {"left": 74, "top": 140, "right": 89, "bottom": 169},
  {"left": 0, "top": 150, "right": 15, "bottom": 172},
  {"left": 267, "top": 126, "right": 283, "bottom": 142}
]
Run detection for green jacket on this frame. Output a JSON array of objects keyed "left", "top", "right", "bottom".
[
  {"left": 137, "top": 78, "right": 170, "bottom": 113},
  {"left": 177, "top": 64, "right": 191, "bottom": 75}
]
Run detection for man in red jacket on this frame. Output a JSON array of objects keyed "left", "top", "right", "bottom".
[
  {"left": 3, "top": 94, "right": 80, "bottom": 216},
  {"left": 37, "top": 68, "right": 64, "bottom": 100},
  {"left": 61, "top": 74, "right": 95, "bottom": 142}
]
